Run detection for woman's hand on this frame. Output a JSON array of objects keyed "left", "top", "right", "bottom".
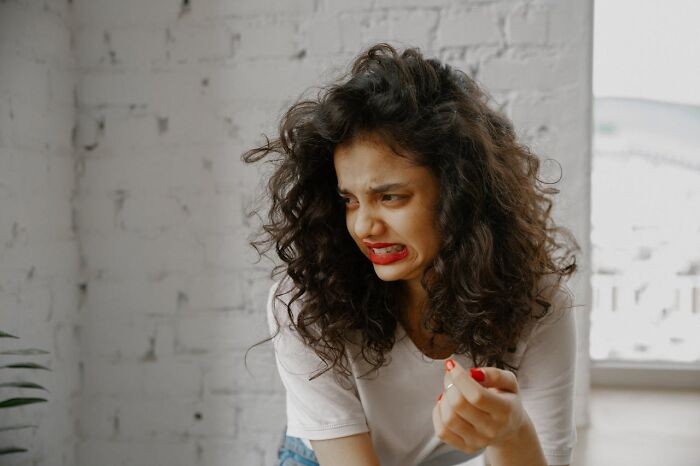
[{"left": 431, "top": 358, "right": 529, "bottom": 454}]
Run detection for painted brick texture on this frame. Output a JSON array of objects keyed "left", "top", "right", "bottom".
[{"left": 0, "top": 1, "right": 80, "bottom": 465}]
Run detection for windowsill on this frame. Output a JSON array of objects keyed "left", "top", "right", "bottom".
[{"left": 591, "top": 359, "right": 700, "bottom": 389}]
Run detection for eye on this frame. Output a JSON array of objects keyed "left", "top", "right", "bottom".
[
  {"left": 340, "top": 196, "right": 358, "bottom": 207},
  {"left": 382, "top": 194, "right": 405, "bottom": 202}
]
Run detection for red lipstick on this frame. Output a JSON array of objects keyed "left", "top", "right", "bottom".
[{"left": 363, "top": 241, "right": 409, "bottom": 265}]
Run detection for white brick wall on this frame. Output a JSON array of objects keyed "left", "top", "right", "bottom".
[
  {"left": 0, "top": 1, "right": 80, "bottom": 465},
  {"left": 1, "top": 0, "right": 592, "bottom": 464}
]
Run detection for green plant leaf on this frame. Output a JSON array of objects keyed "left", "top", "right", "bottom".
[
  {"left": 0, "top": 349, "right": 50, "bottom": 355},
  {"left": 0, "top": 363, "right": 51, "bottom": 370},
  {"left": 0, "top": 330, "right": 50, "bottom": 457},
  {"left": 0, "top": 382, "right": 47, "bottom": 390},
  {"left": 0, "top": 446, "right": 29, "bottom": 455},
  {"left": 0, "top": 397, "right": 48, "bottom": 409}
]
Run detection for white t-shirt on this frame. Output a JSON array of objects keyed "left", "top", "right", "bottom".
[{"left": 267, "top": 275, "right": 577, "bottom": 466}]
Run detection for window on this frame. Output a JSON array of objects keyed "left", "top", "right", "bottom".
[{"left": 591, "top": 0, "right": 700, "bottom": 385}]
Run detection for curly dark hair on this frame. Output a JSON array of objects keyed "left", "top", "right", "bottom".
[{"left": 243, "top": 43, "right": 579, "bottom": 382}]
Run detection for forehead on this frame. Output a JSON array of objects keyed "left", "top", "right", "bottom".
[{"left": 333, "top": 137, "right": 420, "bottom": 182}]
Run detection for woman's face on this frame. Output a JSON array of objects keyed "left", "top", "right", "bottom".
[{"left": 333, "top": 136, "right": 442, "bottom": 286}]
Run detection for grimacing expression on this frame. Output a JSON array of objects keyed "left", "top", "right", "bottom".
[{"left": 333, "top": 136, "right": 442, "bottom": 286}]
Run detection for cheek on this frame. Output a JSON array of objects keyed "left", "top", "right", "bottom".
[
  {"left": 345, "top": 214, "right": 354, "bottom": 235},
  {"left": 345, "top": 214, "right": 361, "bottom": 243},
  {"left": 414, "top": 218, "right": 441, "bottom": 255}
]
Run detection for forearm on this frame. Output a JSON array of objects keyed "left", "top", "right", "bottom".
[
  {"left": 484, "top": 415, "right": 547, "bottom": 466},
  {"left": 311, "top": 434, "right": 382, "bottom": 466}
]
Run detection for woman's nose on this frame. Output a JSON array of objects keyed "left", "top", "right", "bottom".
[{"left": 353, "top": 206, "right": 384, "bottom": 238}]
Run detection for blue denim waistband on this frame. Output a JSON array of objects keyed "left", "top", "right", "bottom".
[{"left": 277, "top": 435, "right": 319, "bottom": 465}]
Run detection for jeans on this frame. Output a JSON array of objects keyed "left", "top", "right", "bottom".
[
  {"left": 273, "top": 429, "right": 480, "bottom": 466},
  {"left": 275, "top": 429, "right": 320, "bottom": 466}
]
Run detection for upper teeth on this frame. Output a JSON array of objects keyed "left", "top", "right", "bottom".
[{"left": 373, "top": 245, "right": 404, "bottom": 254}]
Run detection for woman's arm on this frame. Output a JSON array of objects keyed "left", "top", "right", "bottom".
[
  {"left": 483, "top": 415, "right": 548, "bottom": 466},
  {"left": 311, "top": 433, "right": 382, "bottom": 466},
  {"left": 432, "top": 297, "right": 577, "bottom": 466},
  {"left": 432, "top": 361, "right": 548, "bottom": 466}
]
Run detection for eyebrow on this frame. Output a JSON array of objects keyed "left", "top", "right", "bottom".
[{"left": 337, "top": 182, "right": 410, "bottom": 196}]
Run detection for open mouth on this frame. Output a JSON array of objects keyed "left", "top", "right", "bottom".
[
  {"left": 367, "top": 244, "right": 408, "bottom": 265},
  {"left": 371, "top": 244, "right": 405, "bottom": 254}
]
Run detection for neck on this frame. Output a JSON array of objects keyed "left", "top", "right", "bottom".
[
  {"left": 398, "top": 277, "right": 456, "bottom": 358},
  {"left": 400, "top": 278, "right": 428, "bottom": 328}
]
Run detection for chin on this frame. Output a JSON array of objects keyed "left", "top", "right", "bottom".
[
  {"left": 372, "top": 265, "right": 412, "bottom": 282},
  {"left": 373, "top": 271, "right": 401, "bottom": 282}
]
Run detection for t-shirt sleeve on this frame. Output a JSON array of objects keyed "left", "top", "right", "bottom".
[
  {"left": 516, "top": 283, "right": 578, "bottom": 466},
  {"left": 267, "top": 278, "right": 369, "bottom": 440}
]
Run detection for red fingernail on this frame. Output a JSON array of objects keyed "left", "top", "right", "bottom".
[
  {"left": 470, "top": 368, "right": 485, "bottom": 382},
  {"left": 445, "top": 359, "right": 455, "bottom": 372},
  {"left": 437, "top": 393, "right": 442, "bottom": 402}
]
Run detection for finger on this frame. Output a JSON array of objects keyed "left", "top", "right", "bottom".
[
  {"left": 433, "top": 400, "right": 484, "bottom": 453},
  {"left": 477, "top": 367, "right": 519, "bottom": 394},
  {"left": 433, "top": 401, "right": 465, "bottom": 448},
  {"left": 439, "top": 388, "right": 493, "bottom": 446},
  {"left": 444, "top": 359, "right": 505, "bottom": 414},
  {"left": 442, "top": 379, "right": 494, "bottom": 436}
]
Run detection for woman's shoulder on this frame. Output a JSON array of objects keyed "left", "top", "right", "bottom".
[
  {"left": 266, "top": 273, "right": 304, "bottom": 337},
  {"left": 534, "top": 273, "right": 575, "bottom": 324},
  {"left": 523, "top": 273, "right": 576, "bottom": 348},
  {"left": 510, "top": 274, "right": 576, "bottom": 357}
]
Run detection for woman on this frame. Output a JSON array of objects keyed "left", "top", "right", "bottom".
[{"left": 243, "top": 43, "right": 580, "bottom": 466}]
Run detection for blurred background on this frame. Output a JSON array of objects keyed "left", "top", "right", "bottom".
[{"left": 0, "top": 0, "right": 697, "bottom": 465}]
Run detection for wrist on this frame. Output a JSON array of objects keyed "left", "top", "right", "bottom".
[
  {"left": 494, "top": 413, "right": 534, "bottom": 449},
  {"left": 487, "top": 415, "right": 547, "bottom": 466}
]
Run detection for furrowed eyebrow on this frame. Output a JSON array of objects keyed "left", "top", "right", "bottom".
[{"left": 337, "top": 182, "right": 409, "bottom": 195}]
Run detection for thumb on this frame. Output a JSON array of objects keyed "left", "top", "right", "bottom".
[{"left": 470, "top": 367, "right": 518, "bottom": 393}]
